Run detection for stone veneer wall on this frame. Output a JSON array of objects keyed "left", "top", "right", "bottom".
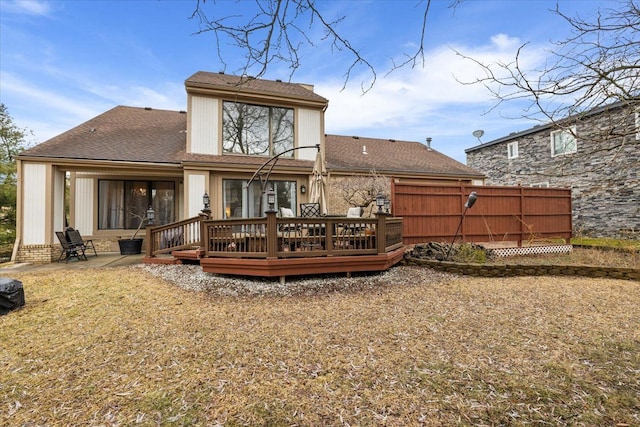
[{"left": 466, "top": 107, "right": 639, "bottom": 238}]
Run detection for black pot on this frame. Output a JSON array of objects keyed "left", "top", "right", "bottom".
[{"left": 118, "top": 238, "right": 143, "bottom": 255}]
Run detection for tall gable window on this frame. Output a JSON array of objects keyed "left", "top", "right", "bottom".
[
  {"left": 507, "top": 141, "right": 519, "bottom": 159},
  {"left": 222, "top": 101, "right": 294, "bottom": 157},
  {"left": 550, "top": 127, "right": 577, "bottom": 156}
]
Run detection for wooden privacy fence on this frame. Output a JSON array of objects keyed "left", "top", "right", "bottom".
[{"left": 392, "top": 183, "right": 572, "bottom": 246}]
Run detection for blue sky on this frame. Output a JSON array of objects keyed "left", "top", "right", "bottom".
[{"left": 0, "top": 0, "right": 613, "bottom": 163}]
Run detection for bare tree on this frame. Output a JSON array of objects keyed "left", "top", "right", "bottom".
[
  {"left": 190, "top": 0, "right": 438, "bottom": 92},
  {"left": 457, "top": 0, "right": 639, "bottom": 175},
  {"left": 333, "top": 169, "right": 389, "bottom": 216}
]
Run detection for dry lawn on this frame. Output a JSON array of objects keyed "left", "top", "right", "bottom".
[
  {"left": 1, "top": 266, "right": 639, "bottom": 426},
  {"left": 489, "top": 247, "right": 639, "bottom": 269}
]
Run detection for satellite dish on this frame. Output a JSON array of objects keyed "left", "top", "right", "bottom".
[{"left": 472, "top": 129, "right": 484, "bottom": 139}]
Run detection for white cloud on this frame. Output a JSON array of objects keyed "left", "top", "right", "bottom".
[
  {"left": 2, "top": 0, "right": 52, "bottom": 16},
  {"left": 306, "top": 33, "right": 548, "bottom": 161},
  {"left": 0, "top": 71, "right": 105, "bottom": 119},
  {"left": 314, "top": 33, "right": 545, "bottom": 135}
]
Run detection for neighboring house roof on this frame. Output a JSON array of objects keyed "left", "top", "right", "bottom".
[
  {"left": 185, "top": 71, "right": 328, "bottom": 106},
  {"left": 20, "top": 106, "right": 186, "bottom": 164},
  {"left": 19, "top": 106, "right": 482, "bottom": 179},
  {"left": 325, "top": 134, "right": 483, "bottom": 178},
  {"left": 465, "top": 100, "right": 631, "bottom": 153}
]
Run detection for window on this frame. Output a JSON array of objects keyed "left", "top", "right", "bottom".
[
  {"left": 507, "top": 141, "right": 519, "bottom": 159},
  {"left": 98, "top": 180, "right": 175, "bottom": 229},
  {"left": 223, "top": 179, "right": 297, "bottom": 218},
  {"left": 530, "top": 182, "right": 549, "bottom": 188},
  {"left": 222, "top": 101, "right": 294, "bottom": 156},
  {"left": 550, "top": 127, "right": 577, "bottom": 156}
]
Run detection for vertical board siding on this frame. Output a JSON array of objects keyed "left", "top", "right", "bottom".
[
  {"left": 187, "top": 174, "right": 206, "bottom": 217},
  {"left": 23, "top": 163, "right": 47, "bottom": 244},
  {"left": 297, "top": 108, "right": 322, "bottom": 160},
  {"left": 53, "top": 169, "right": 66, "bottom": 235},
  {"left": 393, "top": 183, "right": 572, "bottom": 245},
  {"left": 75, "top": 177, "right": 94, "bottom": 235},
  {"left": 190, "top": 96, "right": 218, "bottom": 155}
]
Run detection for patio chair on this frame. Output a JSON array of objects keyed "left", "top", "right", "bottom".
[
  {"left": 56, "top": 231, "right": 87, "bottom": 263},
  {"left": 341, "top": 207, "right": 365, "bottom": 235},
  {"left": 300, "top": 203, "right": 321, "bottom": 217},
  {"left": 279, "top": 207, "right": 301, "bottom": 251},
  {"left": 66, "top": 229, "right": 97, "bottom": 257}
]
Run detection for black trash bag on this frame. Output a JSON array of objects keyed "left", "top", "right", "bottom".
[{"left": 0, "top": 278, "right": 25, "bottom": 315}]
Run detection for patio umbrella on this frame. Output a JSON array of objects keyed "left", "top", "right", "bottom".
[{"left": 309, "top": 148, "right": 328, "bottom": 215}]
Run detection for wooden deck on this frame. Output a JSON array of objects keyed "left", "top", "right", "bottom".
[{"left": 144, "top": 211, "right": 405, "bottom": 280}]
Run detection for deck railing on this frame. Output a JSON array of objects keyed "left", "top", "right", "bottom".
[
  {"left": 145, "top": 215, "right": 203, "bottom": 257},
  {"left": 146, "top": 212, "right": 403, "bottom": 259}
]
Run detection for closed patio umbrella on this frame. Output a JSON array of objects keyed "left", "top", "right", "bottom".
[{"left": 309, "top": 149, "right": 328, "bottom": 215}]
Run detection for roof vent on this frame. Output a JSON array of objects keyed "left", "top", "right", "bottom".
[
  {"left": 276, "top": 79, "right": 282, "bottom": 82},
  {"left": 144, "top": 107, "right": 152, "bottom": 110},
  {"left": 425, "top": 137, "right": 432, "bottom": 150},
  {"left": 389, "top": 139, "right": 395, "bottom": 142},
  {"left": 218, "top": 71, "right": 225, "bottom": 74},
  {"left": 362, "top": 145, "right": 368, "bottom": 155},
  {"left": 352, "top": 136, "right": 360, "bottom": 139},
  {"left": 90, "top": 128, "right": 96, "bottom": 133},
  {"left": 179, "top": 110, "right": 186, "bottom": 114}
]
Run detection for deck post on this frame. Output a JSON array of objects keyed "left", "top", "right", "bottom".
[
  {"left": 266, "top": 210, "right": 278, "bottom": 259},
  {"left": 145, "top": 225, "right": 153, "bottom": 258},
  {"left": 199, "top": 210, "right": 210, "bottom": 254},
  {"left": 376, "top": 212, "right": 388, "bottom": 254}
]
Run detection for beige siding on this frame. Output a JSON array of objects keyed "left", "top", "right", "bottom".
[
  {"left": 53, "top": 168, "right": 66, "bottom": 234},
  {"left": 22, "top": 163, "right": 47, "bottom": 244},
  {"left": 297, "top": 108, "right": 321, "bottom": 161},
  {"left": 190, "top": 96, "right": 219, "bottom": 155},
  {"left": 187, "top": 173, "right": 206, "bottom": 217},
  {"left": 74, "top": 177, "right": 94, "bottom": 235}
]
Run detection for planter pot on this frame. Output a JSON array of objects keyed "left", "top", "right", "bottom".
[{"left": 118, "top": 238, "right": 143, "bottom": 255}]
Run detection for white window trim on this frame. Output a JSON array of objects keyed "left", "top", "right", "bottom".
[
  {"left": 530, "top": 182, "right": 549, "bottom": 188},
  {"left": 507, "top": 141, "right": 519, "bottom": 159},
  {"left": 550, "top": 126, "right": 577, "bottom": 157}
]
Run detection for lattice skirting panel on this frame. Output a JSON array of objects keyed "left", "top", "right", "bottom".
[{"left": 490, "top": 245, "right": 573, "bottom": 258}]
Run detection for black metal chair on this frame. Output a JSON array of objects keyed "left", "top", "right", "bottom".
[
  {"left": 300, "top": 203, "right": 321, "bottom": 217},
  {"left": 66, "top": 229, "right": 97, "bottom": 257},
  {"left": 56, "top": 231, "right": 87, "bottom": 263}
]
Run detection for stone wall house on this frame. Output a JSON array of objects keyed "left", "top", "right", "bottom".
[{"left": 465, "top": 102, "right": 640, "bottom": 238}]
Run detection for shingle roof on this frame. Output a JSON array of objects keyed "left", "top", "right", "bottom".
[
  {"left": 20, "top": 106, "right": 186, "bottom": 164},
  {"left": 181, "top": 152, "right": 313, "bottom": 169},
  {"left": 20, "top": 106, "right": 483, "bottom": 179},
  {"left": 325, "top": 135, "right": 483, "bottom": 178},
  {"left": 185, "top": 71, "right": 328, "bottom": 105}
]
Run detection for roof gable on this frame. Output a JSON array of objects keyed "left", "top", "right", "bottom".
[{"left": 185, "top": 71, "right": 328, "bottom": 107}]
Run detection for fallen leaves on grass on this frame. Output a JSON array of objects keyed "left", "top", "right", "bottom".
[{"left": 1, "top": 266, "right": 638, "bottom": 426}]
